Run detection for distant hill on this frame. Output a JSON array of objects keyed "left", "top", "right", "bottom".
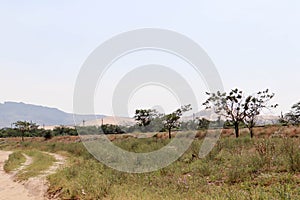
[
  {"left": 0, "top": 102, "right": 104, "bottom": 128},
  {"left": 0, "top": 102, "right": 279, "bottom": 129}
]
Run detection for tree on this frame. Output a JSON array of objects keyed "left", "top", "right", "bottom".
[
  {"left": 53, "top": 126, "right": 77, "bottom": 136},
  {"left": 43, "top": 130, "right": 53, "bottom": 140},
  {"left": 29, "top": 122, "right": 39, "bottom": 131},
  {"left": 13, "top": 121, "right": 31, "bottom": 141},
  {"left": 134, "top": 109, "right": 158, "bottom": 127},
  {"left": 278, "top": 112, "right": 288, "bottom": 126},
  {"left": 100, "top": 124, "right": 124, "bottom": 134},
  {"left": 197, "top": 118, "right": 210, "bottom": 130},
  {"left": 285, "top": 102, "right": 300, "bottom": 125},
  {"left": 163, "top": 104, "right": 192, "bottom": 139},
  {"left": 244, "top": 89, "right": 278, "bottom": 138},
  {"left": 203, "top": 89, "right": 248, "bottom": 138}
]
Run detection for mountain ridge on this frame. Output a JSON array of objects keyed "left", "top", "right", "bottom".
[
  {"left": 0, "top": 101, "right": 104, "bottom": 128},
  {"left": 0, "top": 101, "right": 279, "bottom": 128}
]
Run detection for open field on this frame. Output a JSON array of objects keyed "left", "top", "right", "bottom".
[{"left": 0, "top": 126, "right": 300, "bottom": 199}]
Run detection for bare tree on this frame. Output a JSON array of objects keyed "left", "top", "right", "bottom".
[
  {"left": 203, "top": 89, "right": 248, "bottom": 138},
  {"left": 244, "top": 89, "right": 278, "bottom": 138}
]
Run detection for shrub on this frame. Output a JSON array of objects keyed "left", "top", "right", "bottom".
[{"left": 43, "top": 130, "right": 53, "bottom": 140}]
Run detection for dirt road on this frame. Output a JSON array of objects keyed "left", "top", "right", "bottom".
[
  {"left": 0, "top": 151, "right": 35, "bottom": 200},
  {"left": 0, "top": 150, "right": 65, "bottom": 200}
]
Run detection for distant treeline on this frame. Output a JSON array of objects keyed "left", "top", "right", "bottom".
[
  {"left": 0, "top": 125, "right": 78, "bottom": 139},
  {"left": 1, "top": 87, "right": 299, "bottom": 140},
  {"left": 0, "top": 118, "right": 267, "bottom": 139}
]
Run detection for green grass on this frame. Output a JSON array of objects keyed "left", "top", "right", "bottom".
[
  {"left": 17, "top": 150, "right": 56, "bottom": 181},
  {"left": 3, "top": 136, "right": 300, "bottom": 199},
  {"left": 4, "top": 151, "right": 26, "bottom": 172}
]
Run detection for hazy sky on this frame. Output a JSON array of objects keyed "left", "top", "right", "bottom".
[{"left": 0, "top": 1, "right": 299, "bottom": 116}]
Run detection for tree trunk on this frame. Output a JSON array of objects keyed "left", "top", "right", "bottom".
[
  {"left": 21, "top": 131, "right": 24, "bottom": 142},
  {"left": 250, "top": 127, "right": 254, "bottom": 138},
  {"left": 234, "top": 122, "right": 239, "bottom": 138},
  {"left": 168, "top": 128, "right": 172, "bottom": 139}
]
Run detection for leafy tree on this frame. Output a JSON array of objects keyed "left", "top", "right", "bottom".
[
  {"left": 163, "top": 104, "right": 192, "bottom": 139},
  {"left": 29, "top": 122, "right": 39, "bottom": 131},
  {"left": 203, "top": 89, "right": 248, "bottom": 138},
  {"left": 197, "top": 118, "right": 210, "bottom": 130},
  {"left": 134, "top": 109, "right": 158, "bottom": 127},
  {"left": 43, "top": 130, "right": 53, "bottom": 140},
  {"left": 127, "top": 116, "right": 165, "bottom": 133},
  {"left": 101, "top": 124, "right": 124, "bottom": 134},
  {"left": 244, "top": 89, "right": 278, "bottom": 138},
  {"left": 53, "top": 126, "right": 77, "bottom": 136},
  {"left": 285, "top": 102, "right": 300, "bottom": 125},
  {"left": 13, "top": 121, "right": 31, "bottom": 141},
  {"left": 278, "top": 112, "right": 289, "bottom": 126}
]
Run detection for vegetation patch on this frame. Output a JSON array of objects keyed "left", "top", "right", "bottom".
[
  {"left": 17, "top": 150, "right": 55, "bottom": 181},
  {"left": 2, "top": 124, "right": 300, "bottom": 200},
  {"left": 4, "top": 151, "right": 26, "bottom": 172},
  {"left": 3, "top": 136, "right": 300, "bottom": 199}
]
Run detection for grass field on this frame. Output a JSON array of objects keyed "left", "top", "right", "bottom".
[{"left": 1, "top": 127, "right": 300, "bottom": 199}]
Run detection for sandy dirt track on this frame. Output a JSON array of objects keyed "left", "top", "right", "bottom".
[
  {"left": 0, "top": 151, "right": 34, "bottom": 200},
  {"left": 0, "top": 151, "right": 65, "bottom": 200}
]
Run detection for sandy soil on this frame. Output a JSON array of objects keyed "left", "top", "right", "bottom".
[
  {"left": 0, "top": 151, "right": 65, "bottom": 200},
  {"left": 0, "top": 151, "right": 34, "bottom": 200}
]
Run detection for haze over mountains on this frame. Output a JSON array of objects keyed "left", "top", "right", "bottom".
[
  {"left": 0, "top": 101, "right": 279, "bottom": 128},
  {"left": 0, "top": 102, "right": 104, "bottom": 128}
]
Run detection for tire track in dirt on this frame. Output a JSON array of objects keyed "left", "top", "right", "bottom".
[
  {"left": 0, "top": 151, "right": 66, "bottom": 200},
  {"left": 0, "top": 151, "right": 33, "bottom": 200},
  {"left": 23, "top": 152, "right": 66, "bottom": 200}
]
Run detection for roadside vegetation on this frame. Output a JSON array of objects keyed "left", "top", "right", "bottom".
[
  {"left": 3, "top": 151, "right": 26, "bottom": 172},
  {"left": 1, "top": 129, "right": 300, "bottom": 199},
  {"left": 0, "top": 89, "right": 300, "bottom": 199},
  {"left": 12, "top": 150, "right": 56, "bottom": 181}
]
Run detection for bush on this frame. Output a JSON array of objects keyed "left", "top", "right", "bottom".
[{"left": 43, "top": 130, "right": 53, "bottom": 140}]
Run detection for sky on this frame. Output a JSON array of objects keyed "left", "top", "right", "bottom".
[{"left": 0, "top": 0, "right": 299, "bottom": 116}]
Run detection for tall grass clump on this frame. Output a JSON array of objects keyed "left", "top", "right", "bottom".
[
  {"left": 4, "top": 151, "right": 26, "bottom": 172},
  {"left": 17, "top": 150, "right": 55, "bottom": 181}
]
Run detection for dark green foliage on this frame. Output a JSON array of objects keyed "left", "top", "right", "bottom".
[
  {"left": 0, "top": 123, "right": 78, "bottom": 139},
  {"left": 244, "top": 89, "right": 277, "bottom": 138},
  {"left": 43, "top": 130, "right": 53, "bottom": 140},
  {"left": 197, "top": 118, "right": 210, "bottom": 130},
  {"left": 53, "top": 126, "right": 78, "bottom": 136},
  {"left": 203, "top": 89, "right": 248, "bottom": 138},
  {"left": 163, "top": 104, "right": 192, "bottom": 139},
  {"left": 204, "top": 88, "right": 277, "bottom": 138},
  {"left": 13, "top": 121, "right": 36, "bottom": 141},
  {"left": 100, "top": 124, "right": 124, "bottom": 134},
  {"left": 126, "top": 116, "right": 165, "bottom": 133},
  {"left": 134, "top": 109, "right": 158, "bottom": 127}
]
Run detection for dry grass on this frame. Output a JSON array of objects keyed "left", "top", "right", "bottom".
[
  {"left": 3, "top": 151, "right": 26, "bottom": 172},
  {"left": 2, "top": 129, "right": 300, "bottom": 199}
]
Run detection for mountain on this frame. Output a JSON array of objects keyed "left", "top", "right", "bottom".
[
  {"left": 0, "top": 102, "right": 104, "bottom": 128},
  {"left": 0, "top": 101, "right": 279, "bottom": 129},
  {"left": 256, "top": 115, "right": 279, "bottom": 125}
]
